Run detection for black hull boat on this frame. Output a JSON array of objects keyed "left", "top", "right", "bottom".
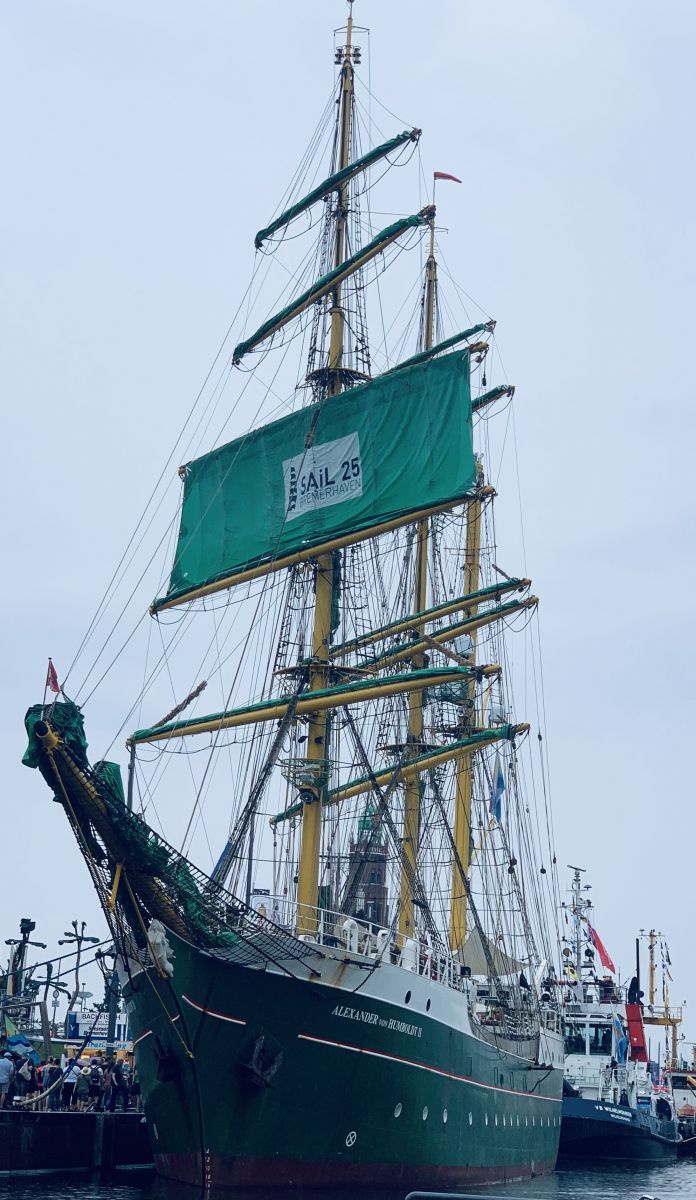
[{"left": 559, "top": 1095, "right": 679, "bottom": 1162}]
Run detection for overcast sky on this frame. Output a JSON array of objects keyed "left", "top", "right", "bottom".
[{"left": 2, "top": 0, "right": 695, "bottom": 1047}]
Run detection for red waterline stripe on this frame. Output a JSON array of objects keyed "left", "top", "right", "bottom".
[
  {"left": 182, "top": 993, "right": 247, "bottom": 1026},
  {"left": 132, "top": 1029, "right": 153, "bottom": 1047},
  {"left": 297, "top": 1033, "right": 561, "bottom": 1103}
]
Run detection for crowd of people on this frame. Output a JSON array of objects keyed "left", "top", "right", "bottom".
[{"left": 0, "top": 1048, "right": 140, "bottom": 1112}]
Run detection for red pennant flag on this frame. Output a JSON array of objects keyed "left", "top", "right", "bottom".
[
  {"left": 434, "top": 171, "right": 462, "bottom": 183},
  {"left": 45, "top": 659, "right": 60, "bottom": 694},
  {"left": 587, "top": 920, "right": 616, "bottom": 974}
]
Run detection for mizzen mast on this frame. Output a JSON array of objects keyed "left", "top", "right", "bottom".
[
  {"left": 398, "top": 215, "right": 437, "bottom": 942},
  {"left": 295, "top": 3, "right": 357, "bottom": 935},
  {"left": 449, "top": 458, "right": 484, "bottom": 952}
]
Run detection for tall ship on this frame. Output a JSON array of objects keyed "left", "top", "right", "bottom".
[
  {"left": 559, "top": 869, "right": 680, "bottom": 1161},
  {"left": 23, "top": 4, "right": 564, "bottom": 1190}
]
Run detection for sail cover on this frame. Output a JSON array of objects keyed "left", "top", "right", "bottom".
[
  {"left": 461, "top": 929, "right": 527, "bottom": 977},
  {"left": 156, "top": 349, "right": 474, "bottom": 607}
]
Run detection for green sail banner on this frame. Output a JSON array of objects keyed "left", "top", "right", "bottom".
[{"left": 157, "top": 349, "right": 474, "bottom": 607}]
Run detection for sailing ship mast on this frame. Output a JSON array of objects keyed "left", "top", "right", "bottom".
[
  {"left": 450, "top": 463, "right": 483, "bottom": 952},
  {"left": 39, "top": 1, "right": 546, "bottom": 988},
  {"left": 398, "top": 217, "right": 436, "bottom": 942},
  {"left": 23, "top": 11, "right": 566, "bottom": 1187},
  {"left": 296, "top": 4, "right": 356, "bottom": 935}
]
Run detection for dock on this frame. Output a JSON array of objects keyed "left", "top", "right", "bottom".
[{"left": 0, "top": 1110, "right": 153, "bottom": 1177}]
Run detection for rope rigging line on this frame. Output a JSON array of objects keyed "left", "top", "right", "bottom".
[
  {"left": 342, "top": 709, "right": 445, "bottom": 952},
  {"left": 66, "top": 246, "right": 270, "bottom": 699}
]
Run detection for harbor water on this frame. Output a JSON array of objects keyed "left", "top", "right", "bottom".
[{"left": 0, "top": 1163, "right": 695, "bottom": 1200}]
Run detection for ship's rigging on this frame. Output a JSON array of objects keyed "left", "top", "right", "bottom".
[{"left": 33, "top": 5, "right": 562, "bottom": 1029}]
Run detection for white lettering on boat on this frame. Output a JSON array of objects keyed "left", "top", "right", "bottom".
[{"left": 331, "top": 1004, "right": 422, "bottom": 1038}]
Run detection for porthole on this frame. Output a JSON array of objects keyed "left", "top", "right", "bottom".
[
  {"left": 485, "top": 1113, "right": 488, "bottom": 1126},
  {"left": 502, "top": 1114, "right": 506, "bottom": 1127},
  {"left": 405, "top": 990, "right": 412, "bottom": 1004},
  {"left": 532, "top": 1115, "right": 536, "bottom": 1127},
  {"left": 468, "top": 1112, "right": 473, "bottom": 1126},
  {"left": 426, "top": 998, "right": 431, "bottom": 1012},
  {"left": 525, "top": 1116, "right": 528, "bottom": 1127},
  {"left": 494, "top": 1114, "right": 498, "bottom": 1126},
  {"left": 442, "top": 1109, "right": 448, "bottom": 1124},
  {"left": 393, "top": 1103, "right": 402, "bottom": 1118},
  {"left": 516, "top": 1115, "right": 520, "bottom": 1127},
  {"left": 422, "top": 1106, "right": 429, "bottom": 1120}
]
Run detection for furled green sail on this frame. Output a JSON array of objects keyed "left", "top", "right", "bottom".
[
  {"left": 381, "top": 321, "right": 495, "bottom": 378},
  {"left": 254, "top": 129, "right": 419, "bottom": 249},
  {"left": 154, "top": 349, "right": 475, "bottom": 609},
  {"left": 233, "top": 209, "right": 432, "bottom": 363}
]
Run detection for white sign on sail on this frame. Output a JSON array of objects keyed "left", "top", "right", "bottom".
[{"left": 283, "top": 433, "right": 363, "bottom": 520}]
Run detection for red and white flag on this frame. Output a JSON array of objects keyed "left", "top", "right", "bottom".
[
  {"left": 45, "top": 659, "right": 60, "bottom": 694},
  {"left": 434, "top": 171, "right": 462, "bottom": 183},
  {"left": 586, "top": 919, "right": 616, "bottom": 974}
]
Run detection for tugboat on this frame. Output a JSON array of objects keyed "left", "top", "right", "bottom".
[
  {"left": 639, "top": 928, "right": 696, "bottom": 1157},
  {"left": 558, "top": 868, "right": 680, "bottom": 1162}
]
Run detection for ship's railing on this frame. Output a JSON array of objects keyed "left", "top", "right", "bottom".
[
  {"left": 565, "top": 1060, "right": 629, "bottom": 1102},
  {"left": 250, "top": 896, "right": 555, "bottom": 1036},
  {"left": 541, "top": 1006, "right": 562, "bottom": 1034},
  {"left": 252, "top": 894, "right": 471, "bottom": 993}
]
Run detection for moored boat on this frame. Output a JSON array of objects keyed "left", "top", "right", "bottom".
[
  {"left": 558, "top": 869, "right": 680, "bottom": 1163},
  {"left": 23, "top": 3, "right": 564, "bottom": 1190}
]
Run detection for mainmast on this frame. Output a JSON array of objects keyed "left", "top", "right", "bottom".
[
  {"left": 295, "top": 5, "right": 357, "bottom": 935},
  {"left": 327, "top": 3, "right": 355, "bottom": 387},
  {"left": 398, "top": 218, "right": 437, "bottom": 942}
]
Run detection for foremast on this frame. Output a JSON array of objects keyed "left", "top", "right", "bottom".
[{"left": 296, "top": 5, "right": 357, "bottom": 935}]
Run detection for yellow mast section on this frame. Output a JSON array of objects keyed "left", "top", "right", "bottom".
[
  {"left": 398, "top": 217, "right": 437, "bottom": 942},
  {"left": 295, "top": 10, "right": 355, "bottom": 936},
  {"left": 450, "top": 459, "right": 484, "bottom": 952}
]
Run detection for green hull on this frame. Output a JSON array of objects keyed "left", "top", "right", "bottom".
[
  {"left": 22, "top": 703, "right": 562, "bottom": 1189},
  {"left": 125, "top": 929, "right": 561, "bottom": 1190}
]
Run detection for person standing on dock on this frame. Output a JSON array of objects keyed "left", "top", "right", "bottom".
[
  {"left": 61, "top": 1059, "right": 80, "bottom": 1110},
  {"left": 88, "top": 1059, "right": 103, "bottom": 1108},
  {"left": 44, "top": 1059, "right": 62, "bottom": 1111},
  {"left": 0, "top": 1054, "right": 14, "bottom": 1110},
  {"left": 76, "top": 1068, "right": 90, "bottom": 1110},
  {"left": 108, "top": 1058, "right": 129, "bottom": 1112},
  {"left": 102, "top": 1060, "right": 112, "bottom": 1110},
  {"left": 24, "top": 1061, "right": 38, "bottom": 1102}
]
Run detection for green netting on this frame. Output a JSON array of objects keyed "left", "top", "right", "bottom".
[
  {"left": 254, "top": 129, "right": 417, "bottom": 248},
  {"left": 156, "top": 349, "right": 474, "bottom": 608},
  {"left": 234, "top": 211, "right": 428, "bottom": 362},
  {"left": 93, "top": 761, "right": 126, "bottom": 806},
  {"left": 23, "top": 702, "right": 88, "bottom": 770}
]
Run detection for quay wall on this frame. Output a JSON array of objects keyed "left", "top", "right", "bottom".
[{"left": 0, "top": 1110, "right": 153, "bottom": 1176}]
